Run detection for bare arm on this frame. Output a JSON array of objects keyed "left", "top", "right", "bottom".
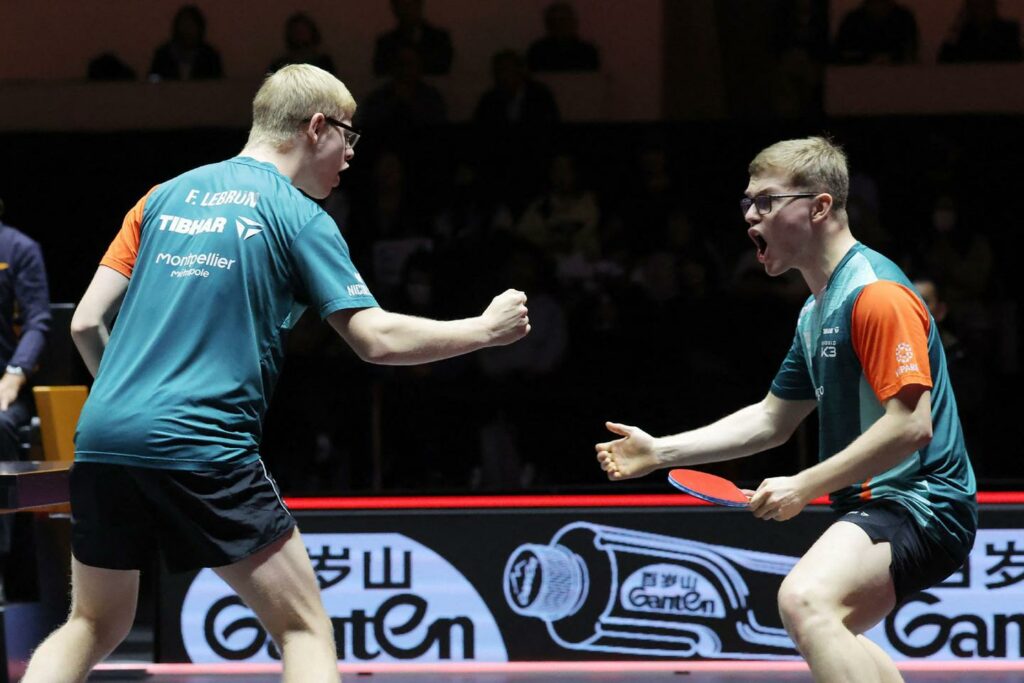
[
  {"left": 327, "top": 288, "right": 530, "bottom": 366},
  {"left": 596, "top": 392, "right": 817, "bottom": 480},
  {"left": 69, "top": 266, "right": 130, "bottom": 377},
  {"left": 749, "top": 385, "right": 932, "bottom": 521}
]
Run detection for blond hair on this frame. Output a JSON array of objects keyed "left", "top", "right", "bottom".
[
  {"left": 246, "top": 64, "right": 357, "bottom": 148},
  {"left": 749, "top": 136, "right": 849, "bottom": 212}
]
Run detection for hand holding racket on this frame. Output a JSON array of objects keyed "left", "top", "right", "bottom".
[
  {"left": 747, "top": 475, "right": 812, "bottom": 521},
  {"left": 595, "top": 421, "right": 661, "bottom": 481}
]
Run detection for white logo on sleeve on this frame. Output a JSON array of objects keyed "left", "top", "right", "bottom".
[
  {"left": 895, "top": 342, "right": 920, "bottom": 377},
  {"left": 236, "top": 216, "right": 263, "bottom": 241}
]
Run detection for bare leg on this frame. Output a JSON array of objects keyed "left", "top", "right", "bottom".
[
  {"left": 777, "top": 521, "right": 904, "bottom": 683},
  {"left": 214, "top": 527, "right": 339, "bottom": 683},
  {"left": 858, "top": 634, "right": 905, "bottom": 683},
  {"left": 22, "top": 558, "right": 139, "bottom": 683}
]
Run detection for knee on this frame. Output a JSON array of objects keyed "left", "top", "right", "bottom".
[
  {"left": 777, "top": 578, "right": 833, "bottom": 645},
  {"left": 68, "top": 601, "right": 136, "bottom": 652}
]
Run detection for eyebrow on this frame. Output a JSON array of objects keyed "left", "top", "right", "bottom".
[{"left": 744, "top": 187, "right": 779, "bottom": 198}]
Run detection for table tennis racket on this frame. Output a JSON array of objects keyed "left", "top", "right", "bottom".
[{"left": 668, "top": 468, "right": 750, "bottom": 508}]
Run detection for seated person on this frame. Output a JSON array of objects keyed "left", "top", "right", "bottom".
[
  {"left": 148, "top": 4, "right": 223, "bottom": 80},
  {"left": 833, "top": 0, "right": 919, "bottom": 64},
  {"left": 373, "top": 0, "right": 453, "bottom": 76},
  {"left": 473, "top": 50, "right": 560, "bottom": 127},
  {"left": 527, "top": 2, "right": 600, "bottom": 72},
  {"left": 939, "top": 0, "right": 1022, "bottom": 63},
  {"left": 268, "top": 12, "right": 336, "bottom": 74},
  {"left": 357, "top": 46, "right": 447, "bottom": 133}
]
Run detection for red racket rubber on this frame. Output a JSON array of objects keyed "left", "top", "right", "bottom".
[{"left": 667, "top": 468, "right": 749, "bottom": 508}]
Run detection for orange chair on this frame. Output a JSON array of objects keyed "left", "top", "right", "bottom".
[{"left": 32, "top": 386, "right": 88, "bottom": 464}]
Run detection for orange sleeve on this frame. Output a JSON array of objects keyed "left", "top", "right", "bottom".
[
  {"left": 851, "top": 281, "right": 932, "bottom": 403},
  {"left": 100, "top": 186, "right": 158, "bottom": 278}
]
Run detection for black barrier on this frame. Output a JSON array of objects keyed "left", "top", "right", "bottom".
[{"left": 157, "top": 502, "right": 1024, "bottom": 664}]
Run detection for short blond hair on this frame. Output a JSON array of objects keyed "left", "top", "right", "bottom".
[
  {"left": 246, "top": 64, "right": 357, "bottom": 148},
  {"left": 749, "top": 136, "right": 849, "bottom": 211}
]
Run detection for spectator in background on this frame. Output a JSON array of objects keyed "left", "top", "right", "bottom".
[
  {"left": 939, "top": 0, "right": 1022, "bottom": 63},
  {"left": 474, "top": 50, "right": 560, "bottom": 128},
  {"left": 268, "top": 12, "right": 336, "bottom": 74},
  {"left": 916, "top": 194, "right": 993, "bottom": 304},
  {"left": 476, "top": 239, "right": 568, "bottom": 489},
  {"left": 373, "top": 0, "right": 453, "bottom": 76},
  {"left": 0, "top": 198, "right": 52, "bottom": 599},
  {"left": 149, "top": 5, "right": 223, "bottom": 81},
  {"left": 357, "top": 46, "right": 447, "bottom": 135},
  {"left": 527, "top": 2, "right": 601, "bottom": 72},
  {"left": 515, "top": 152, "right": 600, "bottom": 286},
  {"left": 833, "top": 0, "right": 918, "bottom": 64},
  {"left": 771, "top": 0, "right": 830, "bottom": 118},
  {"left": 474, "top": 50, "right": 561, "bottom": 212}
]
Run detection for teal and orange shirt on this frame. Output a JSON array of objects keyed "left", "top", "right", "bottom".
[
  {"left": 75, "top": 157, "right": 378, "bottom": 470},
  {"left": 771, "top": 243, "right": 976, "bottom": 556}
]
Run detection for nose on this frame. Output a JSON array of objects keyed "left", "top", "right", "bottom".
[{"left": 744, "top": 203, "right": 761, "bottom": 226}]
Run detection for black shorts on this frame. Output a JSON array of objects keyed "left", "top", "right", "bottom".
[
  {"left": 839, "top": 499, "right": 968, "bottom": 602},
  {"left": 70, "top": 460, "right": 296, "bottom": 573}
]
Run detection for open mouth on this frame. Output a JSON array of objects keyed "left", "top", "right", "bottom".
[{"left": 750, "top": 232, "right": 767, "bottom": 257}]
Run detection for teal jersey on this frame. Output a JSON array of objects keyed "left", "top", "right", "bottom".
[
  {"left": 75, "top": 157, "right": 378, "bottom": 470},
  {"left": 771, "top": 243, "right": 976, "bottom": 556}
]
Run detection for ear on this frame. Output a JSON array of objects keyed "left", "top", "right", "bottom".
[
  {"left": 304, "top": 113, "right": 326, "bottom": 142},
  {"left": 810, "top": 193, "right": 834, "bottom": 222}
]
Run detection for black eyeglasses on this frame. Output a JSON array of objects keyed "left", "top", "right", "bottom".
[
  {"left": 303, "top": 116, "right": 361, "bottom": 148},
  {"left": 740, "top": 193, "right": 818, "bottom": 216}
]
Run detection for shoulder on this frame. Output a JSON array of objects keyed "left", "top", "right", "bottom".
[{"left": 852, "top": 280, "right": 927, "bottom": 326}]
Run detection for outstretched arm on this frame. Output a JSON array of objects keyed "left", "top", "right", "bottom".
[
  {"left": 70, "top": 266, "right": 130, "bottom": 377},
  {"left": 595, "top": 392, "right": 816, "bottom": 481},
  {"left": 328, "top": 288, "right": 530, "bottom": 365}
]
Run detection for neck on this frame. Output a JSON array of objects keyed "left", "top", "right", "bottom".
[
  {"left": 801, "top": 225, "right": 857, "bottom": 297},
  {"left": 239, "top": 142, "right": 301, "bottom": 185}
]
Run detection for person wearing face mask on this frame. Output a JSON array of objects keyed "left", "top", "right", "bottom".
[
  {"left": 596, "top": 136, "right": 975, "bottom": 683},
  {"left": 22, "top": 64, "right": 530, "bottom": 683}
]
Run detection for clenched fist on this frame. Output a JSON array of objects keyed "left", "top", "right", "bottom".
[{"left": 482, "top": 289, "right": 531, "bottom": 346}]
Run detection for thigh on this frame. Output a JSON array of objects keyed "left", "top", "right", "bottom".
[
  {"left": 69, "top": 556, "right": 140, "bottom": 626},
  {"left": 213, "top": 527, "right": 329, "bottom": 637},
  {"left": 70, "top": 463, "right": 157, "bottom": 570},
  {"left": 785, "top": 520, "right": 896, "bottom": 634}
]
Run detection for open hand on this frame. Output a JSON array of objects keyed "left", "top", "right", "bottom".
[
  {"left": 595, "top": 421, "right": 660, "bottom": 481},
  {"left": 482, "top": 289, "right": 530, "bottom": 346}
]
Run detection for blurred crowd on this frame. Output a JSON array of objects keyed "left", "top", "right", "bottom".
[{"left": 14, "top": 0, "right": 1020, "bottom": 494}]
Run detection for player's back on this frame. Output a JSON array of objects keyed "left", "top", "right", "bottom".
[{"left": 76, "top": 157, "right": 325, "bottom": 470}]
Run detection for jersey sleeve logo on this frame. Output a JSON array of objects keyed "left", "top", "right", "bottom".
[{"left": 895, "top": 342, "right": 914, "bottom": 364}]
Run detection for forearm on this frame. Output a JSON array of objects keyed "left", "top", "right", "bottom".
[
  {"left": 654, "top": 399, "right": 795, "bottom": 468},
  {"left": 70, "top": 320, "right": 110, "bottom": 378},
  {"left": 796, "top": 411, "right": 930, "bottom": 499},
  {"left": 343, "top": 309, "right": 492, "bottom": 366}
]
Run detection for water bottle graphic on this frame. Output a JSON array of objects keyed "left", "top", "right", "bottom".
[{"left": 503, "top": 522, "right": 800, "bottom": 659}]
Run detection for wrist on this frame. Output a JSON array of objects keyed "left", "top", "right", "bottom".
[
  {"left": 652, "top": 438, "right": 675, "bottom": 468},
  {"left": 794, "top": 468, "right": 825, "bottom": 501}
]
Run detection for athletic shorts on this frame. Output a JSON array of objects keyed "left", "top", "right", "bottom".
[
  {"left": 839, "top": 499, "right": 968, "bottom": 602},
  {"left": 70, "top": 460, "right": 295, "bottom": 573}
]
